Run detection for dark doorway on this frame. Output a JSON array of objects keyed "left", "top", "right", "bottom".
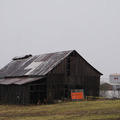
[
  {"left": 29, "top": 78, "right": 47, "bottom": 104},
  {"left": 64, "top": 85, "right": 68, "bottom": 98}
]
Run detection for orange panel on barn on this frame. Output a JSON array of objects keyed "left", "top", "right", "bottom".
[{"left": 71, "top": 89, "right": 84, "bottom": 101}]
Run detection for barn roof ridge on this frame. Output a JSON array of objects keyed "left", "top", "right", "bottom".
[{"left": 12, "top": 50, "right": 74, "bottom": 60}]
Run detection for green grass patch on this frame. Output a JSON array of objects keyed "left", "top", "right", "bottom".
[{"left": 0, "top": 100, "right": 120, "bottom": 120}]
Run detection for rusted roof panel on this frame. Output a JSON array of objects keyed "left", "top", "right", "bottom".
[
  {"left": 0, "top": 50, "right": 73, "bottom": 78},
  {"left": 0, "top": 77, "right": 44, "bottom": 85}
]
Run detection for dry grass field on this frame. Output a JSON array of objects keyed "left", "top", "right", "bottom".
[{"left": 0, "top": 100, "right": 120, "bottom": 120}]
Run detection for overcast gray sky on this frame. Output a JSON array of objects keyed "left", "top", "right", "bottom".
[{"left": 0, "top": 0, "right": 120, "bottom": 80}]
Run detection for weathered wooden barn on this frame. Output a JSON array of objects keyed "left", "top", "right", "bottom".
[{"left": 0, "top": 50, "right": 102, "bottom": 104}]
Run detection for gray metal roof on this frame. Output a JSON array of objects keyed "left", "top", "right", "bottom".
[
  {"left": 0, "top": 50, "right": 102, "bottom": 82},
  {"left": 0, "top": 50, "right": 73, "bottom": 78},
  {"left": 0, "top": 77, "right": 44, "bottom": 85}
]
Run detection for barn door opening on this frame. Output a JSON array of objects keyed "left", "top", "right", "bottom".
[
  {"left": 29, "top": 78, "right": 47, "bottom": 104},
  {"left": 64, "top": 85, "right": 68, "bottom": 98}
]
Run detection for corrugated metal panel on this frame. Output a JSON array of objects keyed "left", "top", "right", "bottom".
[
  {"left": 0, "top": 77, "right": 44, "bottom": 85},
  {"left": 0, "top": 50, "right": 73, "bottom": 78}
]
